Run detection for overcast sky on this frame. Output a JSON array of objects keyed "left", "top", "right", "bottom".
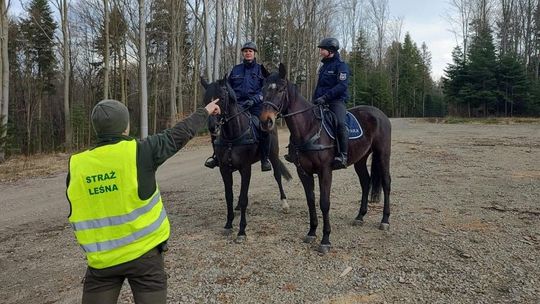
[{"left": 389, "top": 0, "right": 457, "bottom": 80}]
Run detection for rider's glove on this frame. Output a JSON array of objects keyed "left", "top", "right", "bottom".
[{"left": 313, "top": 96, "right": 326, "bottom": 105}]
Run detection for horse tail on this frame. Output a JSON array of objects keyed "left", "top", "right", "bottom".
[
  {"left": 370, "top": 152, "right": 382, "bottom": 203},
  {"left": 275, "top": 158, "right": 293, "bottom": 181}
]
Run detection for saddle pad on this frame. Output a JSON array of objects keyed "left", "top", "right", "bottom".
[{"left": 323, "top": 111, "right": 363, "bottom": 140}]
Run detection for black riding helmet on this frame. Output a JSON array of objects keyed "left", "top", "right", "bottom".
[
  {"left": 241, "top": 41, "right": 257, "bottom": 52},
  {"left": 318, "top": 37, "right": 340, "bottom": 53}
]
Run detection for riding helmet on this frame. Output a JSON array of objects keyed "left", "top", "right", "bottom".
[
  {"left": 317, "top": 38, "right": 340, "bottom": 53},
  {"left": 241, "top": 41, "right": 258, "bottom": 52}
]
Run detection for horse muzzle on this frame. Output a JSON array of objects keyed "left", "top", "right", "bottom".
[{"left": 260, "top": 111, "right": 276, "bottom": 131}]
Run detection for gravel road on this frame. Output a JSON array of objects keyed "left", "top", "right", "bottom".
[{"left": 0, "top": 118, "right": 538, "bottom": 304}]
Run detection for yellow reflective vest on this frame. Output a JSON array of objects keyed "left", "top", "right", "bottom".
[{"left": 67, "top": 139, "right": 170, "bottom": 269}]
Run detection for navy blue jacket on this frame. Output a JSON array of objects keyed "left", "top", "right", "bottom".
[
  {"left": 313, "top": 52, "right": 349, "bottom": 102},
  {"left": 228, "top": 59, "right": 265, "bottom": 115}
]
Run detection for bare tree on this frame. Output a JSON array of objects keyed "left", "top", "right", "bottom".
[
  {"left": 139, "top": 0, "right": 148, "bottom": 138},
  {"left": 104, "top": 0, "right": 110, "bottom": 99},
  {"left": 0, "top": 0, "right": 8, "bottom": 162},
  {"left": 213, "top": 0, "right": 222, "bottom": 80},
  {"left": 235, "top": 0, "right": 244, "bottom": 64},
  {"left": 446, "top": 0, "right": 473, "bottom": 60},
  {"left": 62, "top": 0, "right": 71, "bottom": 150},
  {"left": 203, "top": 0, "right": 211, "bottom": 80},
  {"left": 368, "top": 0, "right": 389, "bottom": 68}
]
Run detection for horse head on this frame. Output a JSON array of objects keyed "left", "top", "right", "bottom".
[
  {"left": 201, "top": 76, "right": 238, "bottom": 118},
  {"left": 261, "top": 63, "right": 289, "bottom": 131}
]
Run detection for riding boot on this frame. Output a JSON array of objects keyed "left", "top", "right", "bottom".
[
  {"left": 204, "top": 134, "right": 218, "bottom": 169},
  {"left": 332, "top": 127, "right": 348, "bottom": 170},
  {"left": 283, "top": 136, "right": 295, "bottom": 163},
  {"left": 260, "top": 132, "right": 272, "bottom": 171}
]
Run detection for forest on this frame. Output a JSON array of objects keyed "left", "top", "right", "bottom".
[{"left": 0, "top": 0, "right": 539, "bottom": 161}]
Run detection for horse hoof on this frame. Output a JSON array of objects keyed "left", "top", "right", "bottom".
[
  {"left": 235, "top": 235, "right": 246, "bottom": 243},
  {"left": 352, "top": 219, "right": 364, "bottom": 226},
  {"left": 317, "top": 244, "right": 331, "bottom": 254},
  {"left": 281, "top": 199, "right": 290, "bottom": 214},
  {"left": 222, "top": 228, "right": 233, "bottom": 236},
  {"left": 379, "top": 223, "right": 390, "bottom": 231},
  {"left": 303, "top": 235, "right": 316, "bottom": 243}
]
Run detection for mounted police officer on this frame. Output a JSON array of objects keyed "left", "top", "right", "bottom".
[
  {"left": 313, "top": 37, "right": 350, "bottom": 169},
  {"left": 204, "top": 41, "right": 272, "bottom": 171},
  {"left": 67, "top": 99, "right": 220, "bottom": 304}
]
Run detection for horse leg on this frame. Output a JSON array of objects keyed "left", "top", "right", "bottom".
[
  {"left": 298, "top": 171, "right": 316, "bottom": 243},
  {"left": 353, "top": 156, "right": 371, "bottom": 226},
  {"left": 318, "top": 169, "right": 333, "bottom": 254},
  {"left": 269, "top": 143, "right": 289, "bottom": 213},
  {"left": 235, "top": 165, "right": 252, "bottom": 243},
  {"left": 379, "top": 150, "right": 391, "bottom": 231},
  {"left": 219, "top": 167, "right": 234, "bottom": 236}
]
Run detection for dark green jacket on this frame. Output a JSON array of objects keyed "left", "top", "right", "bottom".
[{"left": 66, "top": 108, "right": 209, "bottom": 212}]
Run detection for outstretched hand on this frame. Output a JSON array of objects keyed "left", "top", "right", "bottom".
[{"left": 205, "top": 98, "right": 221, "bottom": 115}]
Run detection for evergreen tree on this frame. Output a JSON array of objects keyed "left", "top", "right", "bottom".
[
  {"left": 20, "top": 0, "right": 57, "bottom": 92},
  {"left": 465, "top": 19, "right": 498, "bottom": 116},
  {"left": 348, "top": 30, "right": 372, "bottom": 107},
  {"left": 443, "top": 46, "right": 468, "bottom": 115},
  {"left": 497, "top": 52, "right": 529, "bottom": 116}
]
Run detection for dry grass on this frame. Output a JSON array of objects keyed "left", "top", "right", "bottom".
[
  {"left": 0, "top": 134, "right": 215, "bottom": 183},
  {"left": 418, "top": 117, "right": 540, "bottom": 124},
  {"left": 0, "top": 153, "right": 69, "bottom": 183}
]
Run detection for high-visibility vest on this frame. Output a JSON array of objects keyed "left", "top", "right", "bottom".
[{"left": 67, "top": 139, "right": 170, "bottom": 269}]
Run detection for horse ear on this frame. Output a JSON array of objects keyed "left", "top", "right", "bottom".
[
  {"left": 261, "top": 64, "right": 270, "bottom": 78},
  {"left": 279, "top": 63, "right": 286, "bottom": 79},
  {"left": 223, "top": 73, "right": 229, "bottom": 81},
  {"left": 200, "top": 76, "right": 209, "bottom": 89}
]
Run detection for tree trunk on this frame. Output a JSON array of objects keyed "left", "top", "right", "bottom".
[
  {"left": 203, "top": 0, "right": 211, "bottom": 80},
  {"left": 235, "top": 0, "right": 244, "bottom": 64},
  {"left": 139, "top": 0, "right": 148, "bottom": 138},
  {"left": 62, "top": 0, "right": 72, "bottom": 151},
  {"left": 169, "top": 0, "right": 178, "bottom": 125},
  {"left": 104, "top": 0, "right": 110, "bottom": 99},
  {"left": 0, "top": 0, "right": 8, "bottom": 162},
  {"left": 212, "top": 0, "right": 222, "bottom": 81}
]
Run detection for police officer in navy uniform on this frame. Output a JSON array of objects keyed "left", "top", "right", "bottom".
[
  {"left": 313, "top": 37, "right": 350, "bottom": 169},
  {"left": 204, "top": 41, "right": 272, "bottom": 171}
]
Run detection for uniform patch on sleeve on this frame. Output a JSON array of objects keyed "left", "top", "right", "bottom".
[{"left": 339, "top": 72, "right": 347, "bottom": 81}]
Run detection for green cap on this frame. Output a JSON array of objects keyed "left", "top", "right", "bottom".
[{"left": 91, "top": 99, "right": 129, "bottom": 136}]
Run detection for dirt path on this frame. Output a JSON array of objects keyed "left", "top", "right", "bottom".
[{"left": 1, "top": 119, "right": 539, "bottom": 303}]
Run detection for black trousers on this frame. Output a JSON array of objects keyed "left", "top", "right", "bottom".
[
  {"left": 82, "top": 247, "right": 167, "bottom": 304},
  {"left": 327, "top": 100, "right": 348, "bottom": 154}
]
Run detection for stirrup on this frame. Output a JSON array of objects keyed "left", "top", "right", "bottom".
[
  {"left": 332, "top": 156, "right": 347, "bottom": 170},
  {"left": 204, "top": 156, "right": 218, "bottom": 169}
]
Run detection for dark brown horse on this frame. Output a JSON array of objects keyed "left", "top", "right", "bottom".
[
  {"left": 260, "top": 64, "right": 392, "bottom": 253},
  {"left": 201, "top": 77, "right": 292, "bottom": 242}
]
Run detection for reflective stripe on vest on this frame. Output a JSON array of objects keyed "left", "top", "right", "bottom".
[
  {"left": 71, "top": 191, "right": 161, "bottom": 231},
  {"left": 67, "top": 140, "right": 170, "bottom": 269},
  {"left": 81, "top": 207, "right": 167, "bottom": 253}
]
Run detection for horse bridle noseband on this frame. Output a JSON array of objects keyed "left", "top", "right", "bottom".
[{"left": 263, "top": 82, "right": 315, "bottom": 119}]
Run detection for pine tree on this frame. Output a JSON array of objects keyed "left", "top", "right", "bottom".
[
  {"left": 497, "top": 53, "right": 529, "bottom": 116},
  {"left": 443, "top": 46, "right": 468, "bottom": 115},
  {"left": 465, "top": 19, "right": 498, "bottom": 117},
  {"left": 348, "top": 30, "right": 372, "bottom": 107}
]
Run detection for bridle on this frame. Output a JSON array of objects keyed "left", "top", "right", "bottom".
[
  {"left": 263, "top": 81, "right": 315, "bottom": 119},
  {"left": 215, "top": 83, "right": 251, "bottom": 126}
]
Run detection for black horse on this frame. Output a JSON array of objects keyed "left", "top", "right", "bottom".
[
  {"left": 201, "top": 77, "right": 292, "bottom": 242},
  {"left": 260, "top": 64, "right": 392, "bottom": 253}
]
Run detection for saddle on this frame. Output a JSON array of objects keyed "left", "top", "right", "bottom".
[
  {"left": 214, "top": 114, "right": 261, "bottom": 146},
  {"left": 320, "top": 107, "right": 363, "bottom": 140}
]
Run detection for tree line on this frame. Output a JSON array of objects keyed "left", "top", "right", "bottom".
[
  {"left": 443, "top": 0, "right": 540, "bottom": 117},
  {"left": 3, "top": 0, "right": 536, "bottom": 161}
]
